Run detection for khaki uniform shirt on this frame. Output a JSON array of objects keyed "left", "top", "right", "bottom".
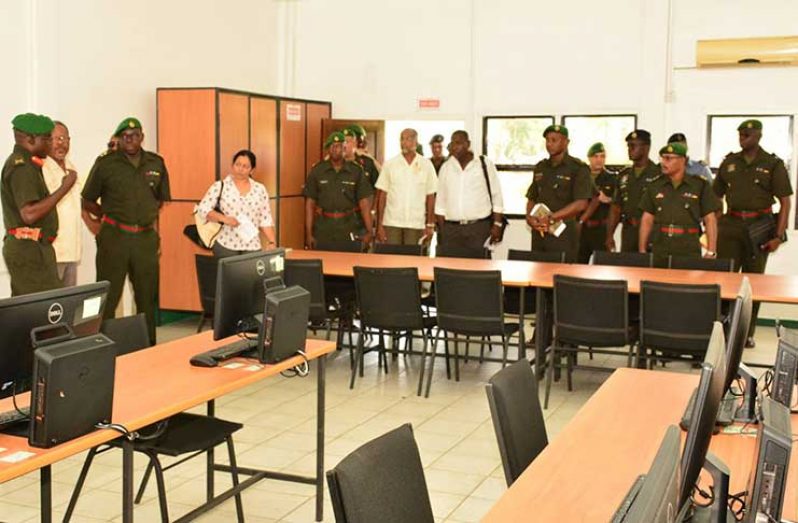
[
  {"left": 304, "top": 160, "right": 373, "bottom": 211},
  {"left": 613, "top": 160, "right": 661, "bottom": 222},
  {"left": 526, "top": 154, "right": 593, "bottom": 213},
  {"left": 713, "top": 147, "right": 793, "bottom": 211},
  {"left": 2, "top": 145, "right": 58, "bottom": 236}
]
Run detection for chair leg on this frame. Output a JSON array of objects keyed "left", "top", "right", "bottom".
[
  {"left": 63, "top": 447, "right": 99, "bottom": 522},
  {"left": 544, "top": 346, "right": 555, "bottom": 409},
  {"left": 146, "top": 452, "right": 170, "bottom": 523},
  {"left": 424, "top": 329, "right": 440, "bottom": 398},
  {"left": 588, "top": 346, "right": 593, "bottom": 360},
  {"left": 350, "top": 327, "right": 365, "bottom": 389},
  {"left": 226, "top": 437, "right": 245, "bottom": 523},
  {"left": 444, "top": 336, "right": 451, "bottom": 380},
  {"left": 325, "top": 319, "right": 332, "bottom": 341},
  {"left": 134, "top": 460, "right": 154, "bottom": 504},
  {"left": 479, "top": 335, "right": 486, "bottom": 363},
  {"left": 417, "top": 330, "right": 430, "bottom": 397},
  {"left": 566, "top": 351, "right": 574, "bottom": 392},
  {"left": 464, "top": 335, "right": 470, "bottom": 364},
  {"left": 196, "top": 314, "right": 206, "bottom": 333},
  {"left": 453, "top": 336, "right": 460, "bottom": 382},
  {"left": 501, "top": 335, "right": 509, "bottom": 368}
]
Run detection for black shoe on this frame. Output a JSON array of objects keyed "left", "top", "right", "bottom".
[{"left": 745, "top": 336, "right": 756, "bottom": 349}]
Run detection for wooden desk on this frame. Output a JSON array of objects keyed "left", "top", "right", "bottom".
[
  {"left": 483, "top": 368, "right": 798, "bottom": 522},
  {"left": 0, "top": 332, "right": 335, "bottom": 522}
]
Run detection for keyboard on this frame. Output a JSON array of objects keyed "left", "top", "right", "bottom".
[
  {"left": 611, "top": 474, "right": 645, "bottom": 522},
  {"left": 190, "top": 338, "right": 258, "bottom": 367},
  {"left": 0, "top": 406, "right": 30, "bottom": 431}
]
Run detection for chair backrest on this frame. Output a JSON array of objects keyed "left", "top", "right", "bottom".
[
  {"left": 507, "top": 249, "right": 566, "bottom": 263},
  {"left": 195, "top": 254, "right": 218, "bottom": 315},
  {"left": 590, "top": 251, "right": 653, "bottom": 268},
  {"left": 373, "top": 243, "right": 426, "bottom": 256},
  {"left": 326, "top": 423, "right": 434, "bottom": 523},
  {"left": 354, "top": 267, "right": 424, "bottom": 331},
  {"left": 316, "top": 240, "right": 363, "bottom": 253},
  {"left": 553, "top": 275, "right": 629, "bottom": 347},
  {"left": 434, "top": 267, "right": 505, "bottom": 335},
  {"left": 668, "top": 255, "right": 735, "bottom": 272},
  {"left": 101, "top": 313, "right": 151, "bottom": 356},
  {"left": 284, "top": 259, "right": 327, "bottom": 324},
  {"left": 436, "top": 244, "right": 490, "bottom": 259},
  {"left": 486, "top": 360, "right": 548, "bottom": 487},
  {"left": 640, "top": 280, "right": 721, "bottom": 355}
]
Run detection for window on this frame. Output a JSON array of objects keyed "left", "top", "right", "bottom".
[
  {"left": 707, "top": 115, "right": 793, "bottom": 170},
  {"left": 561, "top": 115, "right": 637, "bottom": 168}
]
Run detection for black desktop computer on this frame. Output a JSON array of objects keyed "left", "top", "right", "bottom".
[
  {"left": 258, "top": 286, "right": 310, "bottom": 364},
  {"left": 771, "top": 327, "right": 797, "bottom": 411}
]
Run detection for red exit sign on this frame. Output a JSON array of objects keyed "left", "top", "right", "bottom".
[{"left": 418, "top": 98, "right": 440, "bottom": 109}]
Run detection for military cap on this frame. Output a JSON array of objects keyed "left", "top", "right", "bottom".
[
  {"left": 659, "top": 142, "right": 687, "bottom": 157},
  {"left": 429, "top": 134, "right": 444, "bottom": 145},
  {"left": 667, "top": 132, "right": 687, "bottom": 143},
  {"left": 324, "top": 131, "right": 346, "bottom": 149},
  {"left": 625, "top": 129, "right": 651, "bottom": 144},
  {"left": 343, "top": 124, "right": 367, "bottom": 139},
  {"left": 11, "top": 113, "right": 55, "bottom": 135},
  {"left": 543, "top": 124, "right": 568, "bottom": 138},
  {"left": 587, "top": 142, "right": 605, "bottom": 157},
  {"left": 114, "top": 117, "right": 142, "bottom": 136},
  {"left": 737, "top": 119, "right": 762, "bottom": 131}
]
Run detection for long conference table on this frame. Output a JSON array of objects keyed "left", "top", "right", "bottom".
[
  {"left": 483, "top": 368, "right": 798, "bottom": 522},
  {"left": 0, "top": 332, "right": 335, "bottom": 523},
  {"left": 286, "top": 249, "right": 798, "bottom": 376}
]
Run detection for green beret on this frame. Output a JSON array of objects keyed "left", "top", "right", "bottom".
[
  {"left": 625, "top": 129, "right": 651, "bottom": 144},
  {"left": 429, "top": 134, "right": 444, "bottom": 145},
  {"left": 542, "top": 124, "right": 568, "bottom": 138},
  {"left": 659, "top": 142, "right": 687, "bottom": 157},
  {"left": 324, "top": 131, "right": 346, "bottom": 149},
  {"left": 737, "top": 119, "right": 762, "bottom": 131},
  {"left": 114, "top": 117, "right": 142, "bottom": 136},
  {"left": 11, "top": 113, "right": 55, "bottom": 135},
  {"left": 343, "top": 124, "right": 366, "bottom": 139},
  {"left": 587, "top": 142, "right": 605, "bottom": 157}
]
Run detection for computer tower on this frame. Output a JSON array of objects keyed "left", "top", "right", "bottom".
[
  {"left": 744, "top": 397, "right": 792, "bottom": 523},
  {"left": 771, "top": 332, "right": 798, "bottom": 409},
  {"left": 29, "top": 334, "right": 116, "bottom": 448},
  {"left": 258, "top": 286, "right": 310, "bottom": 364}
]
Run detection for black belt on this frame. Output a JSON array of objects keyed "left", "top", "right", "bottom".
[{"left": 444, "top": 216, "right": 491, "bottom": 225}]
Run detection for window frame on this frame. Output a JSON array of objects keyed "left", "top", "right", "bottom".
[{"left": 561, "top": 113, "right": 638, "bottom": 171}]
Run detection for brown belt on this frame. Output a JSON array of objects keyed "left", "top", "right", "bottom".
[
  {"left": 583, "top": 218, "right": 608, "bottom": 228},
  {"left": 320, "top": 208, "right": 357, "bottom": 219},
  {"left": 6, "top": 227, "right": 56, "bottom": 243},
  {"left": 728, "top": 208, "right": 772, "bottom": 219},
  {"left": 659, "top": 225, "right": 700, "bottom": 236},
  {"left": 102, "top": 216, "right": 153, "bottom": 233}
]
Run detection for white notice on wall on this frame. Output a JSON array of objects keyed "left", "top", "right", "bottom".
[{"left": 286, "top": 104, "right": 302, "bottom": 121}]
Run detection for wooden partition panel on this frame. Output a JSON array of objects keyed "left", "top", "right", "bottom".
[
  {"left": 306, "top": 103, "right": 330, "bottom": 175},
  {"left": 279, "top": 196, "right": 305, "bottom": 249},
  {"left": 250, "top": 97, "right": 278, "bottom": 197},
  {"left": 159, "top": 202, "right": 205, "bottom": 311},
  {"left": 218, "top": 92, "right": 250, "bottom": 180},
  {"left": 279, "top": 101, "right": 307, "bottom": 196},
  {"left": 157, "top": 89, "right": 216, "bottom": 200}
]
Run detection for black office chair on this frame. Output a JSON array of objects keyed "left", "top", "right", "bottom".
[
  {"left": 668, "top": 255, "right": 735, "bottom": 272},
  {"left": 436, "top": 244, "right": 490, "bottom": 259},
  {"left": 64, "top": 315, "right": 245, "bottom": 523},
  {"left": 486, "top": 360, "right": 548, "bottom": 486},
  {"left": 373, "top": 243, "right": 426, "bottom": 256},
  {"left": 639, "top": 280, "right": 721, "bottom": 368},
  {"left": 316, "top": 240, "right": 364, "bottom": 253},
  {"left": 194, "top": 254, "right": 218, "bottom": 332},
  {"left": 327, "top": 424, "right": 434, "bottom": 523},
  {"left": 351, "top": 267, "right": 436, "bottom": 395},
  {"left": 544, "top": 275, "right": 633, "bottom": 408},
  {"left": 425, "top": 268, "right": 519, "bottom": 397},
  {"left": 590, "top": 251, "right": 653, "bottom": 268}
]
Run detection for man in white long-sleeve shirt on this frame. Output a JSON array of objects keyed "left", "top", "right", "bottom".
[{"left": 434, "top": 130, "right": 504, "bottom": 252}]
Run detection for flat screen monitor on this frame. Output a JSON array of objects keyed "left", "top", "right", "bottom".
[
  {"left": 213, "top": 249, "right": 286, "bottom": 340},
  {"left": 678, "top": 322, "right": 727, "bottom": 508},
  {"left": 723, "top": 277, "right": 752, "bottom": 394},
  {"left": 0, "top": 282, "right": 110, "bottom": 401}
]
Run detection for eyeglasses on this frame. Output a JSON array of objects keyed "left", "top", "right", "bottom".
[{"left": 53, "top": 136, "right": 70, "bottom": 144}]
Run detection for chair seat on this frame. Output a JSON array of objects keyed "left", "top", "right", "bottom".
[{"left": 115, "top": 413, "right": 243, "bottom": 457}]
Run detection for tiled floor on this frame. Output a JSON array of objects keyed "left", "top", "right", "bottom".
[{"left": 0, "top": 321, "right": 782, "bottom": 522}]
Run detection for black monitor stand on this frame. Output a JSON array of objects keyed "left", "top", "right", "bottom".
[
  {"left": 684, "top": 453, "right": 735, "bottom": 523},
  {"left": 730, "top": 364, "right": 758, "bottom": 424}
]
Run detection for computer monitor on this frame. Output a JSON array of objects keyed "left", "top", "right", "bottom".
[
  {"left": 678, "top": 322, "right": 727, "bottom": 509},
  {"left": 723, "top": 277, "right": 752, "bottom": 394},
  {"left": 0, "top": 282, "right": 110, "bottom": 401},
  {"left": 213, "top": 249, "right": 286, "bottom": 340},
  {"left": 771, "top": 327, "right": 798, "bottom": 409},
  {"left": 615, "top": 425, "right": 682, "bottom": 522}
]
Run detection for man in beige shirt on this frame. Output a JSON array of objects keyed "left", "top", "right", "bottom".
[
  {"left": 42, "top": 121, "right": 85, "bottom": 286},
  {"left": 375, "top": 128, "right": 437, "bottom": 245}
]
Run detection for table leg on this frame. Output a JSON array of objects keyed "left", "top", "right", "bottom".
[
  {"left": 535, "top": 288, "right": 553, "bottom": 380},
  {"left": 316, "top": 355, "right": 327, "bottom": 522},
  {"left": 122, "top": 439, "right": 134, "bottom": 523},
  {"left": 207, "top": 399, "right": 215, "bottom": 502},
  {"left": 40, "top": 465, "right": 51, "bottom": 523},
  {"left": 518, "top": 287, "right": 526, "bottom": 361}
]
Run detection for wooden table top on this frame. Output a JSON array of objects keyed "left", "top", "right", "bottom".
[
  {"left": 482, "top": 368, "right": 798, "bottom": 522},
  {"left": 0, "top": 331, "right": 335, "bottom": 482},
  {"left": 287, "top": 250, "right": 798, "bottom": 303}
]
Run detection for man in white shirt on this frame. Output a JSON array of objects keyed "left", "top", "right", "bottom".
[
  {"left": 434, "top": 130, "right": 504, "bottom": 252},
  {"left": 375, "top": 128, "right": 437, "bottom": 245},
  {"left": 42, "top": 121, "right": 84, "bottom": 286}
]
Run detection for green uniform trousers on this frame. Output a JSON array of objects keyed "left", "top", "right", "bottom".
[
  {"left": 96, "top": 225, "right": 159, "bottom": 344},
  {"left": 620, "top": 223, "right": 639, "bottom": 253},
  {"left": 531, "top": 221, "right": 579, "bottom": 263},
  {"left": 314, "top": 215, "right": 363, "bottom": 243},
  {"left": 578, "top": 225, "right": 607, "bottom": 264},
  {"left": 2, "top": 237, "right": 61, "bottom": 296}
]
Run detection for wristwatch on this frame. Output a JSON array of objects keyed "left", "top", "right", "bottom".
[{"left": 705, "top": 250, "right": 717, "bottom": 257}]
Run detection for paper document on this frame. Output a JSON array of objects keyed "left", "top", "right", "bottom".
[{"left": 235, "top": 214, "right": 259, "bottom": 243}]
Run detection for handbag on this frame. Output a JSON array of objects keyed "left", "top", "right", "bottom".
[
  {"left": 479, "top": 155, "right": 509, "bottom": 241},
  {"left": 183, "top": 181, "right": 224, "bottom": 249}
]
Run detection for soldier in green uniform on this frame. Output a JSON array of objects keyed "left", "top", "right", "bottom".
[
  {"left": 639, "top": 143, "right": 720, "bottom": 267},
  {"left": 607, "top": 130, "right": 661, "bottom": 252},
  {"left": 2, "top": 113, "right": 77, "bottom": 296},
  {"left": 304, "top": 131, "right": 374, "bottom": 249},
  {"left": 577, "top": 142, "right": 618, "bottom": 263},
  {"left": 714, "top": 119, "right": 793, "bottom": 347},
  {"left": 343, "top": 124, "right": 381, "bottom": 188},
  {"left": 525, "top": 125, "right": 593, "bottom": 262},
  {"left": 429, "top": 134, "right": 447, "bottom": 174},
  {"left": 82, "top": 117, "right": 170, "bottom": 344}
]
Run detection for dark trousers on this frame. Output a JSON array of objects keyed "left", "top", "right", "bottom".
[
  {"left": 96, "top": 225, "right": 159, "bottom": 344},
  {"left": 2, "top": 237, "right": 61, "bottom": 296},
  {"left": 531, "top": 221, "right": 579, "bottom": 263},
  {"left": 578, "top": 224, "right": 607, "bottom": 264},
  {"left": 212, "top": 242, "right": 251, "bottom": 258},
  {"left": 620, "top": 223, "right": 639, "bottom": 253},
  {"left": 439, "top": 219, "right": 492, "bottom": 252}
]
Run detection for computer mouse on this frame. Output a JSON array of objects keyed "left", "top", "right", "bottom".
[{"left": 190, "top": 354, "right": 218, "bottom": 367}]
